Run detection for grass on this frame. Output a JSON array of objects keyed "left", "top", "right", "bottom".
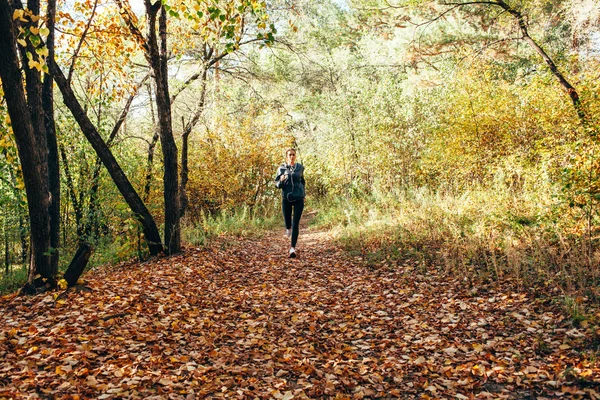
[
  {"left": 0, "top": 265, "right": 28, "bottom": 295},
  {"left": 310, "top": 184, "right": 600, "bottom": 315},
  {"left": 182, "top": 204, "right": 281, "bottom": 246}
]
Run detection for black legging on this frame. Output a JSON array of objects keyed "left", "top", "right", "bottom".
[{"left": 282, "top": 198, "right": 304, "bottom": 248}]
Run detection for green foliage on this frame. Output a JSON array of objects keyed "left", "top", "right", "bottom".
[
  {"left": 0, "top": 265, "right": 28, "bottom": 295},
  {"left": 312, "top": 183, "right": 600, "bottom": 298},
  {"left": 183, "top": 203, "right": 281, "bottom": 245}
]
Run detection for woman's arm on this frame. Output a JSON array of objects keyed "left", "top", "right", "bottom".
[{"left": 275, "top": 166, "right": 286, "bottom": 188}]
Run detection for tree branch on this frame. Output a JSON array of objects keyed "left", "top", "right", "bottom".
[{"left": 67, "top": 0, "right": 99, "bottom": 84}]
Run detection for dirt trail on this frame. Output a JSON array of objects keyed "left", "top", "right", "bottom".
[{"left": 0, "top": 222, "right": 598, "bottom": 399}]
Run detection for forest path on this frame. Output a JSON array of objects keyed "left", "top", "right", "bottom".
[{"left": 0, "top": 220, "right": 598, "bottom": 399}]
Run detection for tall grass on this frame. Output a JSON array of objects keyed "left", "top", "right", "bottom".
[
  {"left": 182, "top": 203, "right": 282, "bottom": 246},
  {"left": 311, "top": 183, "right": 600, "bottom": 306}
]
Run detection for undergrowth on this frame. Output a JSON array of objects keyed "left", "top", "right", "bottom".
[
  {"left": 0, "top": 204, "right": 281, "bottom": 296},
  {"left": 310, "top": 184, "right": 600, "bottom": 316}
]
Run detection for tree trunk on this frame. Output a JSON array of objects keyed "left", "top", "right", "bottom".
[
  {"left": 0, "top": 0, "right": 53, "bottom": 286},
  {"left": 59, "top": 144, "right": 84, "bottom": 240},
  {"left": 493, "top": 0, "right": 585, "bottom": 122},
  {"left": 19, "top": 214, "right": 27, "bottom": 264},
  {"left": 48, "top": 59, "right": 164, "bottom": 256},
  {"left": 63, "top": 243, "right": 92, "bottom": 287},
  {"left": 147, "top": 4, "right": 180, "bottom": 254},
  {"left": 4, "top": 218, "right": 9, "bottom": 274},
  {"left": 84, "top": 73, "right": 150, "bottom": 241},
  {"left": 144, "top": 82, "right": 159, "bottom": 203},
  {"left": 44, "top": 0, "right": 60, "bottom": 273},
  {"left": 116, "top": 0, "right": 181, "bottom": 254},
  {"left": 180, "top": 67, "right": 208, "bottom": 218}
]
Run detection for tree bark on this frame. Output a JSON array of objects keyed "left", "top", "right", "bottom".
[
  {"left": 63, "top": 243, "right": 92, "bottom": 287},
  {"left": 48, "top": 59, "right": 164, "bottom": 256},
  {"left": 0, "top": 0, "right": 53, "bottom": 285},
  {"left": 43, "top": 0, "right": 60, "bottom": 273},
  {"left": 59, "top": 144, "right": 84, "bottom": 240},
  {"left": 144, "top": 82, "right": 159, "bottom": 203},
  {"left": 180, "top": 67, "right": 208, "bottom": 217},
  {"left": 116, "top": 0, "right": 180, "bottom": 254},
  {"left": 146, "top": 3, "right": 180, "bottom": 254},
  {"left": 493, "top": 0, "right": 585, "bottom": 122}
]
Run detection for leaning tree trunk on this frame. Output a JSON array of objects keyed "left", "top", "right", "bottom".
[
  {"left": 493, "top": 0, "right": 585, "bottom": 122},
  {"left": 85, "top": 73, "right": 150, "bottom": 241},
  {"left": 48, "top": 59, "right": 164, "bottom": 256},
  {"left": 63, "top": 243, "right": 92, "bottom": 287},
  {"left": 0, "top": 0, "right": 53, "bottom": 287}
]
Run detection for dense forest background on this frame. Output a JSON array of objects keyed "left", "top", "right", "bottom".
[{"left": 1, "top": 0, "right": 600, "bottom": 310}]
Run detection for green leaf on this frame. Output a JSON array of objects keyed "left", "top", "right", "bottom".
[{"left": 29, "top": 35, "right": 41, "bottom": 47}]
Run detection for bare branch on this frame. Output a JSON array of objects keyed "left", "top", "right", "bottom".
[
  {"left": 106, "top": 72, "right": 151, "bottom": 148},
  {"left": 67, "top": 0, "right": 99, "bottom": 84}
]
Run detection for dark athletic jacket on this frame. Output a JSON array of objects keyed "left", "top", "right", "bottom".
[{"left": 275, "top": 163, "right": 305, "bottom": 201}]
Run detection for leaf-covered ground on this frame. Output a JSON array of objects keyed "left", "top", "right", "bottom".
[{"left": 1, "top": 222, "right": 600, "bottom": 399}]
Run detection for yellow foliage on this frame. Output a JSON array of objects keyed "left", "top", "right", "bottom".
[{"left": 182, "top": 107, "right": 289, "bottom": 220}]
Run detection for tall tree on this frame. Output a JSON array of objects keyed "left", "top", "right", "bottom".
[
  {"left": 43, "top": 0, "right": 60, "bottom": 275},
  {"left": 114, "top": 0, "right": 277, "bottom": 252},
  {"left": 116, "top": 0, "right": 180, "bottom": 254},
  {"left": 0, "top": 0, "right": 54, "bottom": 289}
]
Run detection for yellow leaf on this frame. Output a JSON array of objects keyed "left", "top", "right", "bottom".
[
  {"left": 30, "top": 26, "right": 39, "bottom": 35},
  {"left": 39, "top": 27, "right": 50, "bottom": 37},
  {"left": 36, "top": 46, "right": 48, "bottom": 57},
  {"left": 58, "top": 279, "right": 68, "bottom": 290},
  {"left": 17, "top": 39, "right": 27, "bottom": 47},
  {"left": 12, "top": 9, "right": 23, "bottom": 21},
  {"left": 28, "top": 59, "right": 41, "bottom": 71}
]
